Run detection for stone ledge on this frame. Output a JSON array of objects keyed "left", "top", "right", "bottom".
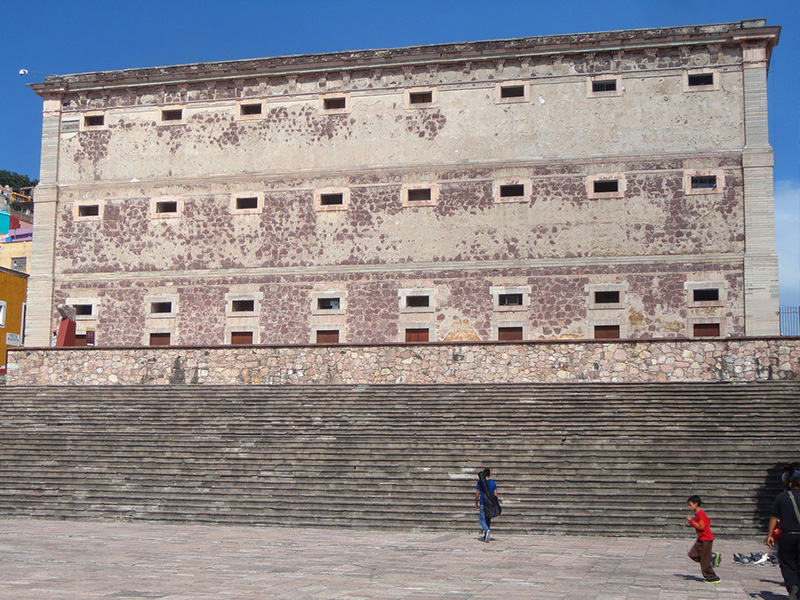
[{"left": 7, "top": 337, "right": 799, "bottom": 386}]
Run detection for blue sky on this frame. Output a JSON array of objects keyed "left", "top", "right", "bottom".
[{"left": 3, "top": 0, "right": 798, "bottom": 304}]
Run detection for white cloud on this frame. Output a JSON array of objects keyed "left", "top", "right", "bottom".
[{"left": 775, "top": 179, "right": 800, "bottom": 306}]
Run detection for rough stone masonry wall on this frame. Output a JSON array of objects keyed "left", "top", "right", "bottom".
[{"left": 7, "top": 338, "right": 799, "bottom": 386}]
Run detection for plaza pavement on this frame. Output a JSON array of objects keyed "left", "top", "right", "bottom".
[{"left": 0, "top": 518, "right": 788, "bottom": 599}]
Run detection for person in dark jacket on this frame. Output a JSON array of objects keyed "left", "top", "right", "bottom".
[
  {"left": 475, "top": 468, "right": 499, "bottom": 542},
  {"left": 768, "top": 474, "right": 800, "bottom": 600}
]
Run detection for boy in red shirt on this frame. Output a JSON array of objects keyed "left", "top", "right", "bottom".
[{"left": 686, "top": 495, "right": 721, "bottom": 584}]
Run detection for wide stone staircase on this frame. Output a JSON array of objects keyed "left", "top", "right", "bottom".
[{"left": 0, "top": 382, "right": 797, "bottom": 537}]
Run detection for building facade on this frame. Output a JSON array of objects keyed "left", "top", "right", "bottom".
[
  {"left": 26, "top": 20, "right": 780, "bottom": 347},
  {"left": 0, "top": 267, "right": 28, "bottom": 373}
]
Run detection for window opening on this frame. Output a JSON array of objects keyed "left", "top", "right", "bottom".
[
  {"left": 10, "top": 257, "right": 27, "bottom": 271},
  {"left": 498, "top": 293, "right": 523, "bottom": 306},
  {"left": 594, "top": 291, "right": 620, "bottom": 304},
  {"left": 498, "top": 327, "right": 523, "bottom": 341},
  {"left": 499, "top": 184, "right": 525, "bottom": 198},
  {"left": 161, "top": 109, "right": 183, "bottom": 121},
  {"left": 240, "top": 103, "right": 262, "bottom": 116},
  {"left": 500, "top": 85, "right": 525, "bottom": 99},
  {"left": 231, "top": 331, "right": 254, "bottom": 345},
  {"left": 149, "top": 332, "right": 171, "bottom": 346},
  {"left": 232, "top": 300, "right": 255, "bottom": 312},
  {"left": 594, "top": 325, "right": 620, "bottom": 339},
  {"left": 73, "top": 304, "right": 93, "bottom": 316},
  {"left": 688, "top": 73, "right": 714, "bottom": 87},
  {"left": 156, "top": 201, "right": 178, "bottom": 214},
  {"left": 691, "top": 175, "right": 717, "bottom": 190},
  {"left": 405, "top": 328, "right": 430, "bottom": 343},
  {"left": 316, "top": 330, "right": 340, "bottom": 344},
  {"left": 406, "top": 295, "right": 430, "bottom": 308},
  {"left": 150, "top": 301, "right": 173, "bottom": 314},
  {"left": 317, "top": 298, "right": 341, "bottom": 310},
  {"left": 693, "top": 323, "right": 720, "bottom": 337},
  {"left": 407, "top": 188, "right": 432, "bottom": 202},
  {"left": 593, "top": 180, "right": 619, "bottom": 194},
  {"left": 693, "top": 288, "right": 720, "bottom": 302},
  {"left": 320, "top": 193, "right": 344, "bottom": 206},
  {"left": 323, "top": 97, "right": 346, "bottom": 110},
  {"left": 78, "top": 205, "right": 100, "bottom": 217},
  {"left": 591, "top": 80, "right": 617, "bottom": 93},
  {"left": 235, "top": 196, "right": 259, "bottom": 210},
  {"left": 84, "top": 115, "right": 104, "bottom": 127},
  {"left": 409, "top": 91, "right": 433, "bottom": 104}
]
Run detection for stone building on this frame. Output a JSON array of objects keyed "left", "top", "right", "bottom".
[{"left": 25, "top": 20, "right": 780, "bottom": 348}]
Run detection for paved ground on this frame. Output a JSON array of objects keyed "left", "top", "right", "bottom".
[{"left": 0, "top": 518, "right": 789, "bottom": 599}]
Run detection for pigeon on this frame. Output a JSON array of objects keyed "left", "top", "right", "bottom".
[
  {"left": 753, "top": 554, "right": 770, "bottom": 565},
  {"left": 734, "top": 553, "right": 751, "bottom": 564}
]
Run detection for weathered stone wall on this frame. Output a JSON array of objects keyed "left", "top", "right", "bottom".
[
  {"left": 7, "top": 338, "right": 799, "bottom": 386},
  {"left": 25, "top": 20, "right": 781, "bottom": 347},
  {"left": 52, "top": 261, "right": 745, "bottom": 346}
]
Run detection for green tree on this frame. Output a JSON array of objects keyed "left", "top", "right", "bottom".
[{"left": 0, "top": 170, "right": 38, "bottom": 192}]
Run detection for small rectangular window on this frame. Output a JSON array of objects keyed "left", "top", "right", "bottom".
[
  {"left": 156, "top": 201, "right": 178, "bottom": 214},
  {"left": 150, "top": 301, "right": 173, "bottom": 314},
  {"left": 409, "top": 91, "right": 433, "bottom": 104},
  {"left": 323, "top": 97, "right": 346, "bottom": 110},
  {"left": 406, "top": 295, "right": 430, "bottom": 308},
  {"left": 499, "top": 184, "right": 525, "bottom": 198},
  {"left": 500, "top": 85, "right": 525, "bottom": 99},
  {"left": 693, "top": 323, "right": 720, "bottom": 337},
  {"left": 235, "top": 196, "right": 259, "bottom": 210},
  {"left": 691, "top": 175, "right": 717, "bottom": 190},
  {"left": 161, "top": 109, "right": 183, "bottom": 121},
  {"left": 316, "top": 330, "right": 340, "bottom": 344},
  {"left": 84, "top": 115, "right": 104, "bottom": 127},
  {"left": 232, "top": 300, "right": 255, "bottom": 312},
  {"left": 10, "top": 257, "right": 27, "bottom": 271},
  {"left": 593, "top": 180, "right": 619, "bottom": 194},
  {"left": 594, "top": 325, "right": 620, "bottom": 339},
  {"left": 73, "top": 304, "right": 94, "bottom": 316},
  {"left": 0, "top": 301, "right": 6, "bottom": 327},
  {"left": 407, "top": 188, "right": 432, "bottom": 202},
  {"left": 693, "top": 289, "right": 720, "bottom": 302},
  {"left": 149, "top": 332, "right": 171, "bottom": 346},
  {"left": 240, "top": 103, "right": 262, "bottom": 116},
  {"left": 78, "top": 205, "right": 100, "bottom": 217},
  {"left": 591, "top": 80, "right": 617, "bottom": 93},
  {"left": 320, "top": 193, "right": 344, "bottom": 206},
  {"left": 498, "top": 293, "right": 523, "bottom": 306},
  {"left": 317, "top": 298, "right": 341, "bottom": 310},
  {"left": 405, "top": 328, "right": 430, "bottom": 343},
  {"left": 688, "top": 73, "right": 714, "bottom": 87},
  {"left": 231, "top": 331, "right": 254, "bottom": 345},
  {"left": 498, "top": 327, "right": 523, "bottom": 341},
  {"left": 594, "top": 291, "right": 620, "bottom": 304}
]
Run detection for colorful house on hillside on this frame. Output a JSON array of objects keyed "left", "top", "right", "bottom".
[
  {"left": 0, "top": 266, "right": 28, "bottom": 374},
  {"left": 0, "top": 187, "right": 33, "bottom": 274}
]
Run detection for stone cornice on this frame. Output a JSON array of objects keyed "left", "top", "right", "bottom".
[{"left": 29, "top": 20, "right": 779, "bottom": 97}]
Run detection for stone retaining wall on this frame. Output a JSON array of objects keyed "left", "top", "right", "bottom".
[{"left": 6, "top": 337, "right": 799, "bottom": 385}]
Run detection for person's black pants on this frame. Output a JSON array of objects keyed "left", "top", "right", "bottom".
[{"left": 778, "top": 532, "right": 800, "bottom": 593}]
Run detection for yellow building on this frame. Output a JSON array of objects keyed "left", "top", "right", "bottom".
[
  {"left": 0, "top": 267, "right": 28, "bottom": 374},
  {"left": 0, "top": 241, "right": 32, "bottom": 274}
]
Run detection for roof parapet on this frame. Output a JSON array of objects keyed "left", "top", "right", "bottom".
[{"left": 29, "top": 20, "right": 780, "bottom": 97}]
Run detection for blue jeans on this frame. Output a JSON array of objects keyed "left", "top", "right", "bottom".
[{"left": 478, "top": 502, "right": 492, "bottom": 533}]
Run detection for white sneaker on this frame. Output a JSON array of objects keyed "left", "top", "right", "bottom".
[{"left": 484, "top": 529, "right": 491, "bottom": 542}]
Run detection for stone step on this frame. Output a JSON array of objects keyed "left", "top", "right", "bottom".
[{"left": 0, "top": 381, "right": 796, "bottom": 536}]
